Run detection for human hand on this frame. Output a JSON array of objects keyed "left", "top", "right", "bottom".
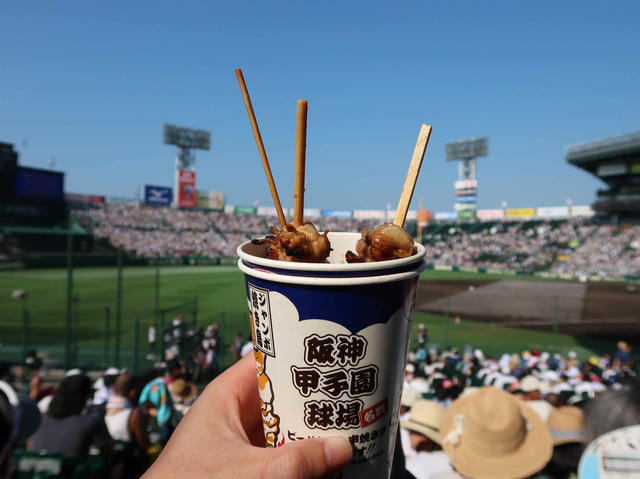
[{"left": 142, "top": 354, "right": 353, "bottom": 479}]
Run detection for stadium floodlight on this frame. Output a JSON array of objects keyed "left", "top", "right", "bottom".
[
  {"left": 163, "top": 124, "right": 211, "bottom": 170},
  {"left": 446, "top": 137, "right": 488, "bottom": 221},
  {"left": 445, "top": 137, "right": 488, "bottom": 182},
  {"left": 163, "top": 124, "right": 212, "bottom": 209},
  {"left": 446, "top": 137, "right": 488, "bottom": 162}
]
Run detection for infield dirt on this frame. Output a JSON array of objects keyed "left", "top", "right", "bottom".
[{"left": 417, "top": 279, "right": 640, "bottom": 341}]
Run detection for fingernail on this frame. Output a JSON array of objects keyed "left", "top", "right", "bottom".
[{"left": 324, "top": 437, "right": 353, "bottom": 468}]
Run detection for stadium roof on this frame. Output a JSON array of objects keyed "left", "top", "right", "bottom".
[{"left": 566, "top": 130, "right": 640, "bottom": 165}]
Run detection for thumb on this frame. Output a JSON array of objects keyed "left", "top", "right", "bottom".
[{"left": 265, "top": 436, "right": 353, "bottom": 479}]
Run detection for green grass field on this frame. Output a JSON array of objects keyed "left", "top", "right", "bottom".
[{"left": 0, "top": 266, "right": 618, "bottom": 369}]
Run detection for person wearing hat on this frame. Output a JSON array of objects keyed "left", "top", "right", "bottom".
[
  {"left": 401, "top": 400, "right": 452, "bottom": 478},
  {"left": 436, "top": 387, "right": 553, "bottom": 479},
  {"left": 30, "top": 374, "right": 114, "bottom": 459},
  {"left": 538, "top": 407, "right": 586, "bottom": 479},
  {"left": 399, "top": 386, "right": 426, "bottom": 459},
  {"left": 518, "top": 375, "right": 553, "bottom": 422},
  {"left": 170, "top": 378, "right": 199, "bottom": 415}
]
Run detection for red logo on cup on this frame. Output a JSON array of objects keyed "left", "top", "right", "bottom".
[{"left": 359, "top": 397, "right": 388, "bottom": 428}]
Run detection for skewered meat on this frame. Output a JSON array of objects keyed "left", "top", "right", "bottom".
[
  {"left": 252, "top": 220, "right": 331, "bottom": 263},
  {"left": 346, "top": 223, "right": 415, "bottom": 263}
]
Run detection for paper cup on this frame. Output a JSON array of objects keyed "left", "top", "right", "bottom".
[{"left": 237, "top": 232, "right": 426, "bottom": 479}]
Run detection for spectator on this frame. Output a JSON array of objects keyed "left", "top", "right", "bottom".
[
  {"left": 105, "top": 373, "right": 150, "bottom": 450},
  {"left": 417, "top": 324, "right": 427, "bottom": 349},
  {"left": 148, "top": 322, "right": 157, "bottom": 349},
  {"left": 172, "top": 315, "right": 183, "bottom": 339},
  {"left": 436, "top": 387, "right": 553, "bottom": 479},
  {"left": 584, "top": 382, "right": 640, "bottom": 444},
  {"left": 169, "top": 379, "right": 198, "bottom": 415},
  {"left": 0, "top": 381, "right": 41, "bottom": 479},
  {"left": 30, "top": 375, "right": 114, "bottom": 458},
  {"left": 401, "top": 400, "right": 452, "bottom": 478},
  {"left": 614, "top": 341, "right": 633, "bottom": 367},
  {"left": 165, "top": 361, "right": 182, "bottom": 387},
  {"left": 192, "top": 344, "right": 206, "bottom": 384},
  {"left": 232, "top": 332, "right": 244, "bottom": 363},
  {"left": 240, "top": 335, "right": 254, "bottom": 358},
  {"left": 203, "top": 344, "right": 218, "bottom": 383},
  {"left": 540, "top": 406, "right": 586, "bottom": 479}
]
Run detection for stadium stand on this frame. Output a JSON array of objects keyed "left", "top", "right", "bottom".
[
  {"left": 423, "top": 218, "right": 640, "bottom": 278},
  {"left": 567, "top": 130, "right": 640, "bottom": 218}
]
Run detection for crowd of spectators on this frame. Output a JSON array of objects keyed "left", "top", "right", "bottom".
[
  {"left": 2, "top": 336, "right": 638, "bottom": 479},
  {"left": 424, "top": 218, "right": 640, "bottom": 277},
  {"left": 71, "top": 205, "right": 382, "bottom": 260},
  {"left": 69, "top": 205, "right": 640, "bottom": 277},
  {"left": 397, "top": 336, "right": 638, "bottom": 478}
]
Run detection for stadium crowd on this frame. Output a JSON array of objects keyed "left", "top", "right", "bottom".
[
  {"left": 424, "top": 218, "right": 640, "bottom": 277},
  {"left": 71, "top": 205, "right": 379, "bottom": 260},
  {"left": 2, "top": 332, "right": 638, "bottom": 479}
]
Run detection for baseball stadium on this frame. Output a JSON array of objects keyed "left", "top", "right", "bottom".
[{"left": 2, "top": 4, "right": 640, "bottom": 479}]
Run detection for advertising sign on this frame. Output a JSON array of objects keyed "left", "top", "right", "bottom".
[
  {"left": 505, "top": 208, "right": 536, "bottom": 218},
  {"left": 434, "top": 212, "right": 458, "bottom": 220},
  {"left": 458, "top": 210, "right": 475, "bottom": 219},
  {"left": 321, "top": 209, "right": 353, "bottom": 218},
  {"left": 597, "top": 164, "right": 627, "bottom": 177},
  {"left": 234, "top": 206, "right": 257, "bottom": 215},
  {"left": 477, "top": 209, "right": 504, "bottom": 220},
  {"left": 354, "top": 210, "right": 386, "bottom": 220},
  {"left": 417, "top": 210, "right": 433, "bottom": 222},
  {"left": 106, "top": 196, "right": 138, "bottom": 205},
  {"left": 257, "top": 206, "right": 278, "bottom": 216},
  {"left": 224, "top": 204, "right": 235, "bottom": 214},
  {"left": 65, "top": 193, "right": 106, "bottom": 206},
  {"left": 177, "top": 170, "right": 196, "bottom": 209},
  {"left": 455, "top": 195, "right": 477, "bottom": 203},
  {"left": 195, "top": 190, "right": 224, "bottom": 210},
  {"left": 304, "top": 208, "right": 322, "bottom": 218},
  {"left": 456, "top": 188, "right": 477, "bottom": 196},
  {"left": 454, "top": 203, "right": 477, "bottom": 211},
  {"left": 405, "top": 210, "right": 418, "bottom": 221},
  {"left": 15, "top": 167, "right": 64, "bottom": 201},
  {"left": 143, "top": 185, "right": 173, "bottom": 206},
  {"left": 571, "top": 205, "right": 595, "bottom": 217},
  {"left": 454, "top": 180, "right": 477, "bottom": 190},
  {"left": 536, "top": 206, "right": 569, "bottom": 218}
]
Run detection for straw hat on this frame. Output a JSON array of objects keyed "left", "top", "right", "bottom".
[
  {"left": 547, "top": 406, "right": 586, "bottom": 445},
  {"left": 171, "top": 379, "right": 198, "bottom": 402},
  {"left": 400, "top": 400, "right": 446, "bottom": 445},
  {"left": 519, "top": 375, "right": 542, "bottom": 393},
  {"left": 440, "top": 387, "right": 553, "bottom": 479},
  {"left": 401, "top": 386, "right": 423, "bottom": 408}
]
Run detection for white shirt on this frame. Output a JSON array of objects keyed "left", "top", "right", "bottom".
[
  {"left": 105, "top": 396, "right": 133, "bottom": 442},
  {"left": 241, "top": 342, "right": 254, "bottom": 357},
  {"left": 173, "top": 318, "right": 182, "bottom": 337},
  {"left": 37, "top": 395, "right": 54, "bottom": 414},
  {"left": 148, "top": 326, "right": 157, "bottom": 343},
  {"left": 406, "top": 451, "right": 453, "bottom": 479}
]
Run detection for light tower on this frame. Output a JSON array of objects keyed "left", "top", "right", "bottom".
[
  {"left": 445, "top": 137, "right": 488, "bottom": 220},
  {"left": 163, "top": 124, "right": 211, "bottom": 209}
]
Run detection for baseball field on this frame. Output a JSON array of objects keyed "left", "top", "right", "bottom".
[{"left": 0, "top": 266, "right": 632, "bottom": 369}]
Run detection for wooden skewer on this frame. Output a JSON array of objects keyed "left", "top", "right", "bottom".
[
  {"left": 235, "top": 68, "right": 287, "bottom": 228},
  {"left": 393, "top": 124, "right": 433, "bottom": 227},
  {"left": 293, "top": 100, "right": 308, "bottom": 227}
]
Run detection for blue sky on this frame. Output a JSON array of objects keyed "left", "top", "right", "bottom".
[{"left": 1, "top": 1, "right": 639, "bottom": 213}]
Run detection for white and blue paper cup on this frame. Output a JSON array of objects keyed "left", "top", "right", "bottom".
[{"left": 237, "top": 232, "right": 426, "bottom": 479}]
